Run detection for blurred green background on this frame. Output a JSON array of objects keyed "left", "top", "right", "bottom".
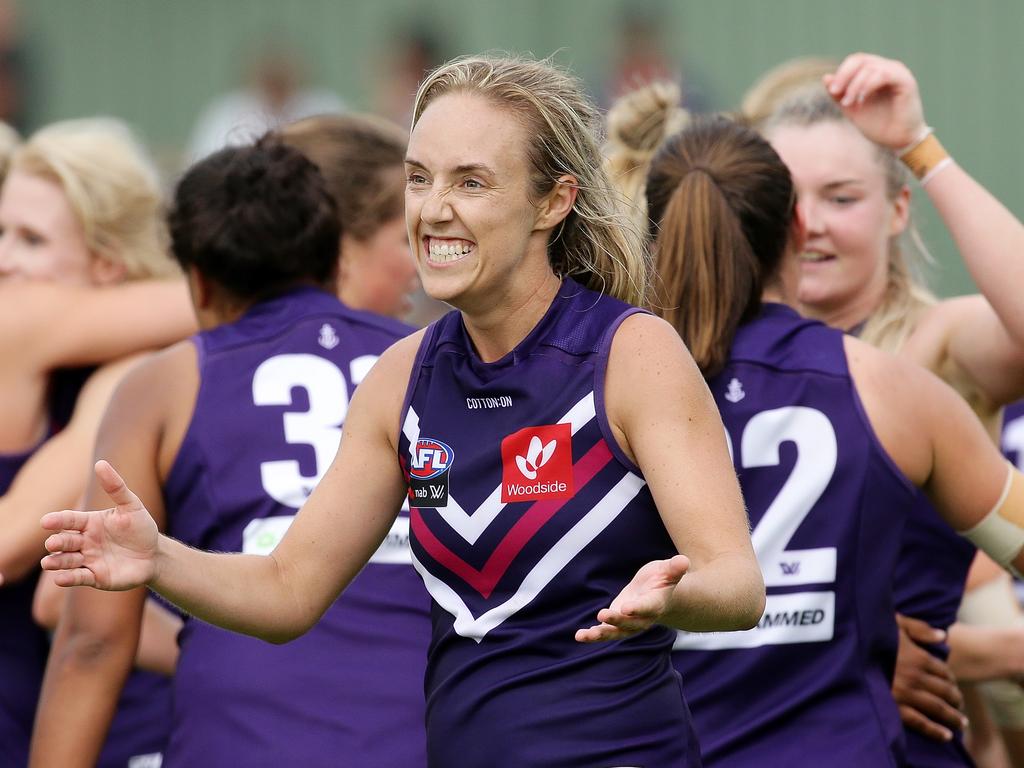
[{"left": 19, "top": 0, "right": 1024, "bottom": 297}]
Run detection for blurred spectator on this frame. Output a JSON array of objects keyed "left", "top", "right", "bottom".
[
  {"left": 186, "top": 42, "right": 343, "bottom": 161},
  {"left": 0, "top": 0, "right": 28, "bottom": 132},
  {"left": 602, "top": 5, "right": 709, "bottom": 113},
  {"left": 373, "top": 24, "right": 444, "bottom": 128}
]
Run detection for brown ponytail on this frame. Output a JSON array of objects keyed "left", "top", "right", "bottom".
[{"left": 647, "top": 116, "right": 795, "bottom": 377}]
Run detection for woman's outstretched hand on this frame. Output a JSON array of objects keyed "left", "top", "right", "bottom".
[
  {"left": 825, "top": 52, "right": 927, "bottom": 151},
  {"left": 40, "top": 460, "right": 159, "bottom": 591},
  {"left": 575, "top": 554, "right": 690, "bottom": 643}
]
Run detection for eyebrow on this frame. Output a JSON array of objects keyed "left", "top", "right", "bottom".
[
  {"left": 404, "top": 158, "right": 497, "bottom": 177},
  {"left": 822, "top": 178, "right": 864, "bottom": 190}
]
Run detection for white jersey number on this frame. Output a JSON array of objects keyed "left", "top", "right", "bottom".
[
  {"left": 252, "top": 353, "right": 378, "bottom": 508},
  {"left": 676, "top": 405, "right": 838, "bottom": 650}
]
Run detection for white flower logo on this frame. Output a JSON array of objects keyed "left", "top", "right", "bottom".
[{"left": 515, "top": 435, "right": 557, "bottom": 480}]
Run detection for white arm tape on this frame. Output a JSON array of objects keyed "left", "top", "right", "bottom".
[{"left": 961, "top": 461, "right": 1024, "bottom": 578}]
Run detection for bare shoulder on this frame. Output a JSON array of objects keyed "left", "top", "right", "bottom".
[
  {"left": 844, "top": 333, "right": 967, "bottom": 485},
  {"left": 607, "top": 312, "right": 698, "bottom": 380},
  {"left": 606, "top": 312, "right": 714, "bottom": 462}
]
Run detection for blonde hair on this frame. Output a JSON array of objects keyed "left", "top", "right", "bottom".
[
  {"left": 740, "top": 56, "right": 837, "bottom": 127},
  {"left": 604, "top": 81, "right": 689, "bottom": 235},
  {"left": 413, "top": 54, "right": 649, "bottom": 306},
  {"left": 764, "top": 91, "right": 935, "bottom": 352},
  {"left": 12, "top": 118, "right": 176, "bottom": 280}
]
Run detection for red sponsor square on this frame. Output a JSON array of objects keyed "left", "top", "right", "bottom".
[{"left": 501, "top": 423, "right": 573, "bottom": 503}]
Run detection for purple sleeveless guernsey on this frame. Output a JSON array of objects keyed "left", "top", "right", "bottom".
[
  {"left": 673, "top": 304, "right": 916, "bottom": 767},
  {"left": 1003, "top": 400, "right": 1024, "bottom": 471},
  {"left": 162, "top": 287, "right": 429, "bottom": 768},
  {"left": 0, "top": 446, "right": 49, "bottom": 768},
  {"left": 892, "top": 495, "right": 976, "bottom": 767},
  {"left": 0, "top": 368, "right": 96, "bottom": 768},
  {"left": 399, "top": 278, "right": 700, "bottom": 768},
  {"left": 1003, "top": 401, "right": 1024, "bottom": 603}
]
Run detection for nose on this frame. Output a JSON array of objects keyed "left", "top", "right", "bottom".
[
  {"left": 798, "top": 197, "right": 824, "bottom": 237},
  {"left": 420, "top": 185, "right": 453, "bottom": 225}
]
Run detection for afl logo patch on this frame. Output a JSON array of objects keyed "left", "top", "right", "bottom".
[{"left": 408, "top": 438, "right": 454, "bottom": 507}]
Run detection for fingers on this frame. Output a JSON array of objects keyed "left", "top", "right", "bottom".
[
  {"left": 899, "top": 704, "right": 954, "bottom": 743},
  {"left": 897, "top": 613, "right": 947, "bottom": 644},
  {"left": 827, "top": 52, "right": 871, "bottom": 100},
  {"left": 575, "top": 621, "right": 642, "bottom": 643},
  {"left": 43, "top": 531, "right": 86, "bottom": 555},
  {"left": 40, "top": 550, "right": 86, "bottom": 573},
  {"left": 95, "top": 460, "right": 144, "bottom": 510},
  {"left": 897, "top": 687, "right": 967, "bottom": 733},
  {"left": 40, "top": 509, "right": 95, "bottom": 532},
  {"left": 49, "top": 567, "right": 98, "bottom": 589}
]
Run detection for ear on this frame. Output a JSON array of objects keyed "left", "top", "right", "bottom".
[
  {"left": 535, "top": 174, "right": 579, "bottom": 232},
  {"left": 888, "top": 184, "right": 911, "bottom": 238},
  {"left": 88, "top": 254, "right": 127, "bottom": 286}
]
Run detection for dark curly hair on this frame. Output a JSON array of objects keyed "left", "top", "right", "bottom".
[{"left": 168, "top": 136, "right": 340, "bottom": 301}]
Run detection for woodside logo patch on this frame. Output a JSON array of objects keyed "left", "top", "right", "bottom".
[{"left": 501, "top": 423, "right": 573, "bottom": 502}]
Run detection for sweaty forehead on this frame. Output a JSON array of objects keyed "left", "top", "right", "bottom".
[{"left": 407, "top": 92, "right": 530, "bottom": 175}]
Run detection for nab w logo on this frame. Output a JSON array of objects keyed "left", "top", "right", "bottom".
[
  {"left": 780, "top": 562, "right": 800, "bottom": 576},
  {"left": 501, "top": 423, "right": 573, "bottom": 503},
  {"left": 408, "top": 438, "right": 454, "bottom": 508},
  {"left": 515, "top": 436, "right": 556, "bottom": 480},
  {"left": 410, "top": 439, "right": 454, "bottom": 479}
]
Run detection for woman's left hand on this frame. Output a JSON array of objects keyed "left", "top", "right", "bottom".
[
  {"left": 575, "top": 554, "right": 690, "bottom": 643},
  {"left": 825, "top": 53, "right": 927, "bottom": 151}
]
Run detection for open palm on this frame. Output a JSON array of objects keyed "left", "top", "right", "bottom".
[
  {"left": 575, "top": 555, "right": 690, "bottom": 643},
  {"left": 40, "top": 460, "right": 159, "bottom": 591}
]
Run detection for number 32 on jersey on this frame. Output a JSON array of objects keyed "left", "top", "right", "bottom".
[{"left": 675, "top": 406, "right": 838, "bottom": 650}]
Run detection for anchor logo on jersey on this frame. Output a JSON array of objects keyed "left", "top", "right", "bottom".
[
  {"left": 318, "top": 323, "right": 340, "bottom": 350},
  {"left": 724, "top": 377, "right": 745, "bottom": 403}
]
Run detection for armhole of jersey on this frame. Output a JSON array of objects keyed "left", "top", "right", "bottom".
[
  {"left": 397, "top": 320, "right": 439, "bottom": 456},
  {"left": 844, "top": 350, "right": 917, "bottom": 496},
  {"left": 595, "top": 306, "right": 648, "bottom": 477},
  {"left": 163, "top": 334, "right": 210, "bottom": 528}
]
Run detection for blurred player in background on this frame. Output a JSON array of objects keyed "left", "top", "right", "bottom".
[{"left": 0, "top": 117, "right": 194, "bottom": 768}]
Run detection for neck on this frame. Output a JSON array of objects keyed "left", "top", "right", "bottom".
[
  {"left": 460, "top": 269, "right": 562, "bottom": 363},
  {"left": 798, "top": 285, "right": 883, "bottom": 333}
]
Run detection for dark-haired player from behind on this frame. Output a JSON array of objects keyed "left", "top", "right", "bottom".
[{"left": 30, "top": 138, "right": 429, "bottom": 767}]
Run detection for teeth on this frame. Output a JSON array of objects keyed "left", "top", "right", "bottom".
[
  {"left": 801, "top": 253, "right": 832, "bottom": 263},
  {"left": 427, "top": 239, "right": 474, "bottom": 262}
]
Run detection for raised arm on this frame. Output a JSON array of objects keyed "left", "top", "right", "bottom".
[
  {"left": 847, "top": 335, "right": 1024, "bottom": 575},
  {"left": 0, "top": 279, "right": 196, "bottom": 372},
  {"left": 576, "top": 314, "right": 765, "bottom": 642},
  {"left": 0, "top": 357, "right": 142, "bottom": 583},
  {"left": 40, "top": 333, "right": 418, "bottom": 643},
  {"left": 827, "top": 53, "right": 1024, "bottom": 342}
]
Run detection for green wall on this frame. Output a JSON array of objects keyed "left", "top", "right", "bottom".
[{"left": 21, "top": 0, "right": 1024, "bottom": 297}]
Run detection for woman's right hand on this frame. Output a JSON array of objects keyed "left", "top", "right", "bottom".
[
  {"left": 824, "top": 53, "right": 927, "bottom": 152},
  {"left": 40, "top": 460, "right": 159, "bottom": 591}
]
